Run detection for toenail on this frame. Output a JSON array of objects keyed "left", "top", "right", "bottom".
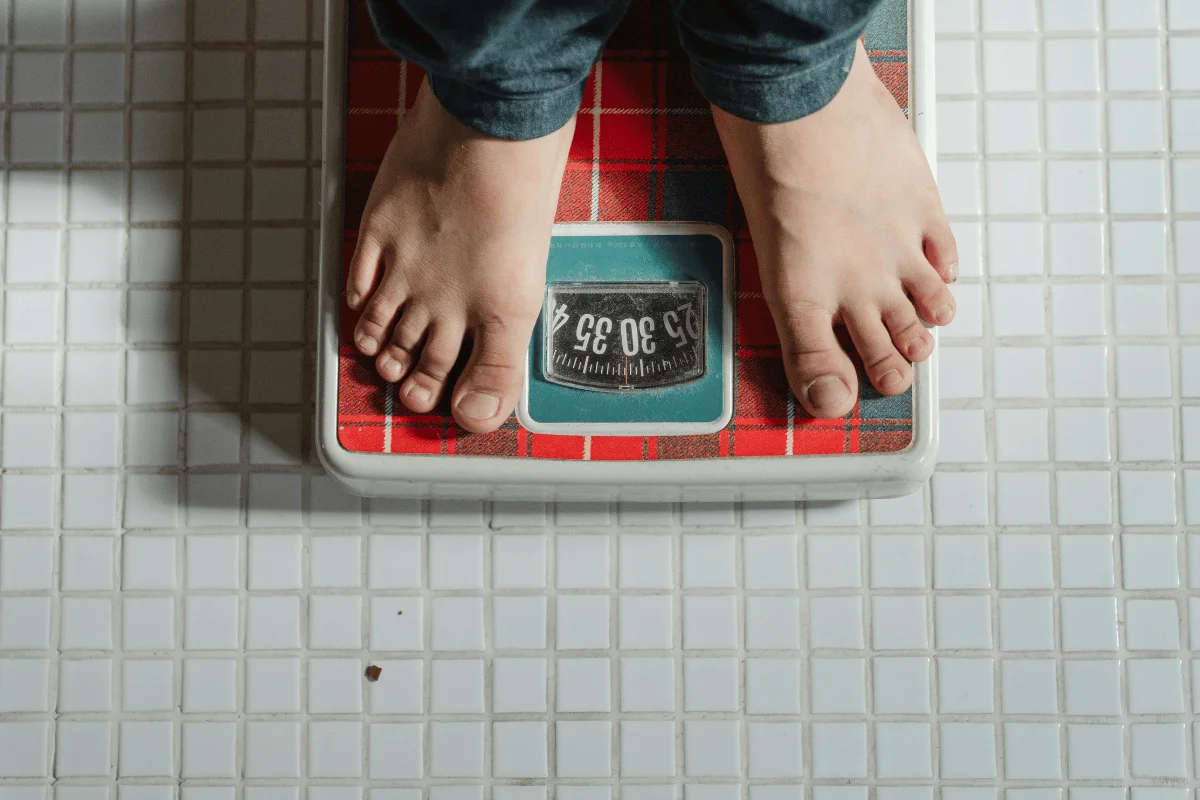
[
  {"left": 804, "top": 375, "right": 850, "bottom": 411},
  {"left": 879, "top": 369, "right": 903, "bottom": 390},
  {"left": 379, "top": 355, "right": 403, "bottom": 381},
  {"left": 405, "top": 383, "right": 432, "bottom": 406},
  {"left": 346, "top": 290, "right": 361, "bottom": 308},
  {"left": 358, "top": 335, "right": 378, "bottom": 354},
  {"left": 945, "top": 263, "right": 958, "bottom": 282},
  {"left": 906, "top": 338, "right": 927, "bottom": 359},
  {"left": 457, "top": 391, "right": 501, "bottom": 420},
  {"left": 933, "top": 303, "right": 954, "bottom": 325}
]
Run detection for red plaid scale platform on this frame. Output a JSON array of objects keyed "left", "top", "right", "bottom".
[{"left": 337, "top": 0, "right": 915, "bottom": 461}]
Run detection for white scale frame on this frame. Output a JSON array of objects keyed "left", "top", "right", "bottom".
[{"left": 316, "top": 0, "right": 939, "bottom": 501}]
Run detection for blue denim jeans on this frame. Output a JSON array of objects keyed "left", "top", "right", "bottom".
[{"left": 366, "top": 0, "right": 883, "bottom": 140}]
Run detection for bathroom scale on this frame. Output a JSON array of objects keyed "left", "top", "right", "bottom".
[{"left": 317, "top": 0, "right": 938, "bottom": 500}]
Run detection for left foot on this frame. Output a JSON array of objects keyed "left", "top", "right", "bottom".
[{"left": 713, "top": 41, "right": 958, "bottom": 419}]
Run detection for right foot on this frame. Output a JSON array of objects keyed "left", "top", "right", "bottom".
[{"left": 346, "top": 79, "right": 575, "bottom": 433}]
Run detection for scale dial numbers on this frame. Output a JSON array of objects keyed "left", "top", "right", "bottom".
[{"left": 542, "top": 282, "right": 707, "bottom": 391}]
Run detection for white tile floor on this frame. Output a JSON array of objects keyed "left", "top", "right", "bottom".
[{"left": 0, "top": 0, "right": 1198, "bottom": 796}]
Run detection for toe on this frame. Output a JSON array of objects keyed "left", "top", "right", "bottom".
[
  {"left": 881, "top": 303, "right": 934, "bottom": 363},
  {"left": 845, "top": 305, "right": 913, "bottom": 395},
  {"left": 376, "top": 306, "right": 430, "bottom": 383},
  {"left": 923, "top": 221, "right": 959, "bottom": 284},
  {"left": 399, "top": 322, "right": 465, "bottom": 414},
  {"left": 773, "top": 299, "right": 859, "bottom": 419},
  {"left": 353, "top": 280, "right": 406, "bottom": 358},
  {"left": 451, "top": 319, "right": 532, "bottom": 433},
  {"left": 346, "top": 233, "right": 384, "bottom": 310},
  {"left": 903, "top": 261, "right": 957, "bottom": 327}
]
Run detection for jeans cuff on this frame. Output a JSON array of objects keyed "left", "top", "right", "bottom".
[
  {"left": 689, "top": 44, "right": 856, "bottom": 124},
  {"left": 428, "top": 74, "right": 584, "bottom": 141}
]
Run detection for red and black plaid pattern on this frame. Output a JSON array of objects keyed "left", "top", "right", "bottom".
[{"left": 337, "top": 0, "right": 914, "bottom": 460}]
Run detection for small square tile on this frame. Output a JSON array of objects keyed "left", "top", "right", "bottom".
[
  {"left": 185, "top": 595, "right": 238, "bottom": 650},
  {"left": 1119, "top": 470, "right": 1177, "bottom": 525},
  {"left": 994, "top": 408, "right": 1049, "bottom": 462},
  {"left": 619, "top": 534, "right": 672, "bottom": 588},
  {"left": 1107, "top": 37, "right": 1163, "bottom": 91},
  {"left": 811, "top": 658, "right": 866, "bottom": 714},
  {"left": 938, "top": 658, "right": 993, "bottom": 713},
  {"left": 1047, "top": 159, "right": 1105, "bottom": 214},
  {"left": 984, "top": 40, "right": 1039, "bottom": 92},
  {"left": 1064, "top": 660, "right": 1121, "bottom": 715},
  {"left": 493, "top": 596, "right": 546, "bottom": 650},
  {"left": 58, "top": 660, "right": 112, "bottom": 712},
  {"left": 557, "top": 721, "right": 611, "bottom": 778},
  {"left": 1055, "top": 408, "right": 1112, "bottom": 462},
  {"left": 811, "top": 723, "right": 866, "bottom": 779},
  {"left": 246, "top": 658, "right": 300, "bottom": 713},
  {"left": 121, "top": 660, "right": 173, "bottom": 712},
  {"left": 746, "top": 596, "right": 800, "bottom": 649},
  {"left": 999, "top": 597, "right": 1055, "bottom": 651},
  {"left": 874, "top": 657, "right": 930, "bottom": 714},
  {"left": 1057, "top": 471, "right": 1114, "bottom": 524},
  {"left": 61, "top": 598, "right": 113, "bottom": 650},
  {"left": 1117, "top": 345, "right": 1172, "bottom": 398},
  {"left": 870, "top": 535, "right": 925, "bottom": 588},
  {"left": 1005, "top": 723, "right": 1062, "bottom": 779},
  {"left": 1123, "top": 534, "right": 1179, "bottom": 588},
  {"left": 618, "top": 596, "right": 672, "bottom": 649},
  {"left": 1131, "top": 724, "right": 1187, "bottom": 777},
  {"left": 809, "top": 596, "right": 864, "bottom": 649},
  {"left": 1045, "top": 38, "right": 1101, "bottom": 90},
  {"left": 557, "top": 596, "right": 610, "bottom": 650},
  {"left": 1126, "top": 599, "right": 1181, "bottom": 650},
  {"left": 996, "top": 472, "right": 1052, "bottom": 525},
  {"left": 932, "top": 471, "right": 990, "bottom": 526},
  {"left": 872, "top": 596, "right": 928, "bottom": 650},
  {"left": 1062, "top": 597, "right": 1119, "bottom": 651},
  {"left": 936, "top": 596, "right": 992, "bottom": 649},
  {"left": 681, "top": 535, "right": 736, "bottom": 588},
  {"left": 934, "top": 535, "right": 990, "bottom": 588},
  {"left": 684, "top": 658, "right": 738, "bottom": 712},
  {"left": 310, "top": 658, "right": 366, "bottom": 714},
  {"left": 806, "top": 535, "right": 860, "bottom": 588},
  {"left": 183, "top": 658, "right": 236, "bottom": 712},
  {"left": 744, "top": 534, "right": 798, "bottom": 589},
  {"left": 558, "top": 658, "right": 611, "bottom": 712},
  {"left": 245, "top": 722, "right": 300, "bottom": 778},
  {"left": 748, "top": 722, "right": 804, "bottom": 779},
  {"left": 998, "top": 535, "right": 1053, "bottom": 589},
  {"left": 1114, "top": 285, "right": 1169, "bottom": 336},
  {"left": 368, "top": 660, "right": 423, "bottom": 714},
  {"left": 683, "top": 595, "right": 737, "bottom": 649},
  {"left": 1127, "top": 659, "right": 1185, "bottom": 713},
  {"left": 1060, "top": 535, "right": 1115, "bottom": 587},
  {"left": 122, "top": 598, "right": 175, "bottom": 651},
  {"left": 0, "top": 659, "right": 50, "bottom": 712},
  {"left": 746, "top": 658, "right": 801, "bottom": 714},
  {"left": 1109, "top": 98, "right": 1165, "bottom": 152},
  {"left": 1112, "top": 221, "right": 1168, "bottom": 275},
  {"left": 620, "top": 657, "right": 675, "bottom": 712},
  {"left": 621, "top": 721, "right": 676, "bottom": 778},
  {"left": 987, "top": 161, "right": 1043, "bottom": 215},
  {"left": 180, "top": 724, "right": 234, "bottom": 777},
  {"left": 492, "top": 535, "right": 546, "bottom": 589},
  {"left": 245, "top": 596, "right": 301, "bottom": 650},
  {"left": 556, "top": 535, "right": 610, "bottom": 588},
  {"left": 493, "top": 721, "right": 547, "bottom": 779},
  {"left": 308, "top": 721, "right": 362, "bottom": 778},
  {"left": 1067, "top": 725, "right": 1124, "bottom": 780},
  {"left": 1109, "top": 159, "right": 1168, "bottom": 214},
  {"left": 55, "top": 721, "right": 112, "bottom": 777},
  {"left": 494, "top": 658, "right": 546, "bottom": 713}
]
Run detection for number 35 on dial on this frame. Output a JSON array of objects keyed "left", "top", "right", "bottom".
[{"left": 541, "top": 282, "right": 708, "bottom": 391}]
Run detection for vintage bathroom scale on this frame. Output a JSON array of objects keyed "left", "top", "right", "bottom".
[{"left": 317, "top": 0, "right": 938, "bottom": 500}]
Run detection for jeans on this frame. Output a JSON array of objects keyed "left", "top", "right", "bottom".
[{"left": 366, "top": 0, "right": 884, "bottom": 140}]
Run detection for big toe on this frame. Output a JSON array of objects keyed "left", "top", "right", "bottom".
[
  {"left": 773, "top": 299, "right": 859, "bottom": 419},
  {"left": 451, "top": 319, "right": 532, "bottom": 433}
]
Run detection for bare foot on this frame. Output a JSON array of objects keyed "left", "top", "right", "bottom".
[
  {"left": 347, "top": 80, "right": 574, "bottom": 433},
  {"left": 713, "top": 41, "right": 957, "bottom": 419}
]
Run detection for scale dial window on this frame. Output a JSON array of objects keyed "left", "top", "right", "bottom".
[{"left": 542, "top": 282, "right": 707, "bottom": 392}]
